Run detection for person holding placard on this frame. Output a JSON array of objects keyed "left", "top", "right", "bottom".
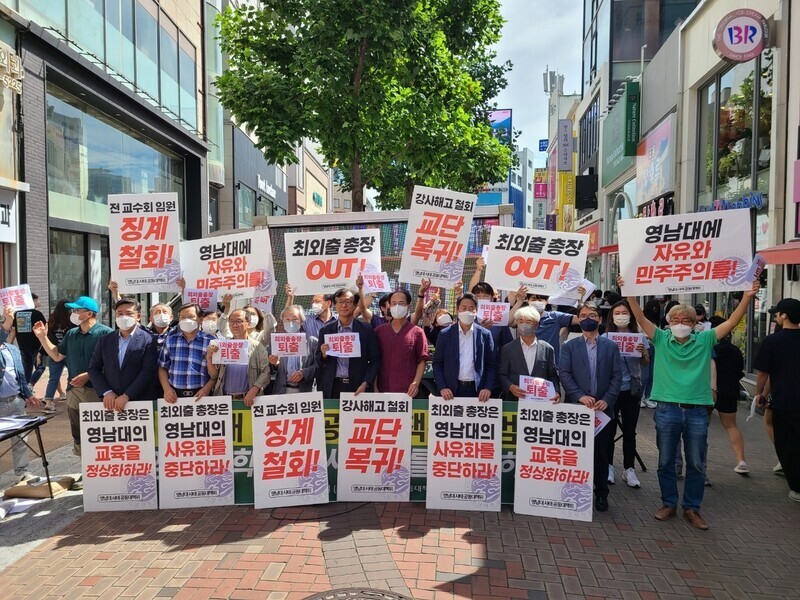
[
  {"left": 316, "top": 289, "right": 380, "bottom": 400},
  {"left": 602, "top": 301, "right": 649, "bottom": 488},
  {"left": 271, "top": 305, "right": 318, "bottom": 394},
  {"left": 511, "top": 293, "right": 581, "bottom": 364},
  {"left": 284, "top": 286, "right": 337, "bottom": 340},
  {"left": 471, "top": 282, "right": 513, "bottom": 353},
  {"left": 622, "top": 275, "right": 759, "bottom": 530},
  {"left": 209, "top": 309, "right": 271, "bottom": 405},
  {"left": 158, "top": 303, "right": 216, "bottom": 403},
  {"left": 498, "top": 306, "right": 559, "bottom": 403},
  {"left": 432, "top": 293, "right": 496, "bottom": 402},
  {"left": 374, "top": 290, "right": 429, "bottom": 397},
  {"left": 3, "top": 293, "right": 46, "bottom": 386}
]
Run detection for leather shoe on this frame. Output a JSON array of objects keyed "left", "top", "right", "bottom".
[
  {"left": 683, "top": 509, "right": 709, "bottom": 530},
  {"left": 595, "top": 497, "right": 608, "bottom": 512},
  {"left": 654, "top": 505, "right": 676, "bottom": 521}
]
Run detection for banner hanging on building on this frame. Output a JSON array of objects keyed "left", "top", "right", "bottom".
[
  {"left": 157, "top": 397, "right": 235, "bottom": 509},
  {"left": 79, "top": 401, "right": 157, "bottom": 512},
  {"left": 181, "top": 230, "right": 277, "bottom": 299},
  {"left": 425, "top": 397, "right": 502, "bottom": 511},
  {"left": 398, "top": 186, "right": 477, "bottom": 288},
  {"left": 337, "top": 393, "right": 412, "bottom": 502},
  {"left": 284, "top": 229, "right": 382, "bottom": 295},
  {"left": 108, "top": 193, "right": 181, "bottom": 294},
  {"left": 251, "top": 393, "right": 329, "bottom": 508},
  {"left": 485, "top": 226, "right": 589, "bottom": 296},
  {"left": 513, "top": 403, "right": 594, "bottom": 522},
  {"left": 618, "top": 210, "right": 753, "bottom": 296}
]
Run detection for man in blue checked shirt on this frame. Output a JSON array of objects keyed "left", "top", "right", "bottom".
[{"left": 158, "top": 303, "right": 216, "bottom": 403}]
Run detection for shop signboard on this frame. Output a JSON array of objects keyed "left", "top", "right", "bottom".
[
  {"left": 576, "top": 222, "right": 600, "bottom": 255},
  {"left": 713, "top": 9, "right": 770, "bottom": 63},
  {"left": 557, "top": 120, "right": 572, "bottom": 172},
  {"left": 601, "top": 82, "right": 639, "bottom": 187},
  {"left": 636, "top": 115, "right": 674, "bottom": 206}
]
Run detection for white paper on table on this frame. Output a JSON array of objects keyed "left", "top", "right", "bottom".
[{"left": 594, "top": 411, "right": 611, "bottom": 436}]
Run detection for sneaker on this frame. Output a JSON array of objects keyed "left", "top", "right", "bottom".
[
  {"left": 789, "top": 491, "right": 800, "bottom": 503},
  {"left": 639, "top": 397, "right": 648, "bottom": 408},
  {"left": 774, "top": 463, "right": 785, "bottom": 476},
  {"left": 622, "top": 468, "right": 641, "bottom": 488},
  {"left": 704, "top": 477, "right": 712, "bottom": 487},
  {"left": 644, "top": 399, "right": 657, "bottom": 409},
  {"left": 734, "top": 461, "right": 750, "bottom": 475},
  {"left": 42, "top": 401, "right": 57, "bottom": 414},
  {"left": 608, "top": 465, "right": 615, "bottom": 484}
]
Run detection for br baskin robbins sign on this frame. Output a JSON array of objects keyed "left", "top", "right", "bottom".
[{"left": 713, "top": 8, "right": 770, "bottom": 63}]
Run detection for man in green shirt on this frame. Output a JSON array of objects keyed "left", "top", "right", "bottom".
[
  {"left": 624, "top": 277, "right": 758, "bottom": 530},
  {"left": 34, "top": 296, "right": 113, "bottom": 456}
]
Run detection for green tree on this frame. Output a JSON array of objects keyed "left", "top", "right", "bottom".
[{"left": 216, "top": 0, "right": 513, "bottom": 212}]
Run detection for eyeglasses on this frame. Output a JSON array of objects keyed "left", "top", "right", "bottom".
[
  {"left": 671, "top": 318, "right": 694, "bottom": 325},
  {"left": 335, "top": 300, "right": 355, "bottom": 306},
  {"left": 229, "top": 319, "right": 246, "bottom": 325}
]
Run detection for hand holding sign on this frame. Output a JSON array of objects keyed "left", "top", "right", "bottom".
[{"left": 361, "top": 271, "right": 392, "bottom": 294}]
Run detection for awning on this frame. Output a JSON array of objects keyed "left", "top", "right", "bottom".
[
  {"left": 599, "top": 244, "right": 619, "bottom": 254},
  {"left": 759, "top": 240, "right": 800, "bottom": 265}
]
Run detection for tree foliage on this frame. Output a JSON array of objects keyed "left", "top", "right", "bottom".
[{"left": 216, "top": 0, "right": 513, "bottom": 211}]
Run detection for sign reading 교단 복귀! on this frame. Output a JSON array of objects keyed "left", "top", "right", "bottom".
[
  {"left": 618, "top": 209, "right": 753, "bottom": 296},
  {"left": 181, "top": 230, "right": 277, "bottom": 299},
  {"left": 398, "top": 186, "right": 476, "bottom": 288},
  {"left": 485, "top": 226, "right": 589, "bottom": 297},
  {"left": 284, "top": 229, "right": 382, "bottom": 295}
]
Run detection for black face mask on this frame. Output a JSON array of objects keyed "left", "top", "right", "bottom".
[{"left": 579, "top": 317, "right": 599, "bottom": 332}]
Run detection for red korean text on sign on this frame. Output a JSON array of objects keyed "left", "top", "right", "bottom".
[
  {"left": 409, "top": 211, "right": 465, "bottom": 263},
  {"left": 345, "top": 418, "right": 405, "bottom": 474}
]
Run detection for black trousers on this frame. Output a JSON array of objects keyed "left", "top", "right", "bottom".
[
  {"left": 772, "top": 408, "right": 800, "bottom": 493},
  {"left": 330, "top": 379, "right": 358, "bottom": 400},
  {"left": 607, "top": 390, "right": 641, "bottom": 470},
  {"left": 594, "top": 418, "right": 612, "bottom": 499}
]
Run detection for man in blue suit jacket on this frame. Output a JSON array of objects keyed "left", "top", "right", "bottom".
[
  {"left": 559, "top": 301, "right": 622, "bottom": 512},
  {"left": 433, "top": 293, "right": 496, "bottom": 402},
  {"left": 88, "top": 299, "right": 159, "bottom": 411},
  {"left": 316, "top": 289, "right": 380, "bottom": 399}
]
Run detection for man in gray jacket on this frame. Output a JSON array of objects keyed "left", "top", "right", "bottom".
[{"left": 270, "top": 305, "right": 318, "bottom": 394}]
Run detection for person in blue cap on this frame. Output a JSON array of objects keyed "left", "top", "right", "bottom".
[{"left": 34, "top": 296, "right": 113, "bottom": 456}]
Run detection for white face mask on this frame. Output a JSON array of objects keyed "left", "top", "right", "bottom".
[
  {"left": 390, "top": 305, "right": 408, "bottom": 320},
  {"left": 436, "top": 314, "right": 452, "bottom": 327},
  {"left": 115, "top": 315, "right": 136, "bottom": 331},
  {"left": 283, "top": 320, "right": 301, "bottom": 334},
  {"left": 458, "top": 311, "right": 477, "bottom": 325},
  {"left": 309, "top": 303, "right": 323, "bottom": 315},
  {"left": 153, "top": 313, "right": 171, "bottom": 328},
  {"left": 247, "top": 314, "right": 259, "bottom": 327},
  {"left": 179, "top": 318, "right": 198, "bottom": 333},
  {"left": 202, "top": 320, "right": 218, "bottom": 334},
  {"left": 613, "top": 315, "right": 630, "bottom": 327},
  {"left": 670, "top": 324, "right": 692, "bottom": 338},
  {"left": 531, "top": 301, "right": 547, "bottom": 314},
  {"left": 70, "top": 313, "right": 83, "bottom": 326}
]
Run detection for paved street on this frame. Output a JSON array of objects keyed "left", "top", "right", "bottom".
[{"left": 1, "top": 400, "right": 799, "bottom": 600}]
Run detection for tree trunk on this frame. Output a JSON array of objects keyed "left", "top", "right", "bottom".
[
  {"left": 404, "top": 177, "right": 415, "bottom": 209},
  {"left": 351, "top": 155, "right": 364, "bottom": 212}
]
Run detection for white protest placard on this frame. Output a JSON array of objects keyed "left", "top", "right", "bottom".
[
  {"left": 251, "top": 294, "right": 273, "bottom": 315},
  {"left": 477, "top": 301, "right": 510, "bottom": 327},
  {"left": 519, "top": 376, "right": 557, "bottom": 402},
  {"left": 514, "top": 402, "right": 594, "bottom": 522},
  {"left": 426, "top": 397, "right": 502, "bottom": 511},
  {"left": 746, "top": 253, "right": 766, "bottom": 283},
  {"left": 580, "top": 278, "right": 597, "bottom": 301},
  {"left": 398, "top": 186, "right": 477, "bottom": 289},
  {"left": 251, "top": 392, "right": 329, "bottom": 508},
  {"left": 80, "top": 401, "right": 157, "bottom": 512},
  {"left": 157, "top": 397, "right": 235, "bottom": 509},
  {"left": 594, "top": 411, "right": 611, "bottom": 436},
  {"left": 337, "top": 393, "right": 412, "bottom": 502},
  {"left": 181, "top": 229, "right": 277, "bottom": 299},
  {"left": 605, "top": 332, "right": 644, "bottom": 357},
  {"left": 481, "top": 244, "right": 489, "bottom": 265},
  {"left": 184, "top": 288, "right": 218, "bottom": 312},
  {"left": 361, "top": 271, "right": 393, "bottom": 294},
  {"left": 284, "top": 229, "right": 382, "bottom": 295},
  {"left": 0, "top": 284, "right": 35, "bottom": 311},
  {"left": 325, "top": 332, "right": 361, "bottom": 357},
  {"left": 618, "top": 210, "right": 753, "bottom": 296},
  {"left": 108, "top": 193, "right": 181, "bottom": 293},
  {"left": 271, "top": 333, "right": 308, "bottom": 357},
  {"left": 211, "top": 339, "right": 249, "bottom": 365},
  {"left": 485, "top": 226, "right": 589, "bottom": 297}
]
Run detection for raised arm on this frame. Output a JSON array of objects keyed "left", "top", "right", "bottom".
[
  {"left": 467, "top": 257, "right": 485, "bottom": 293},
  {"left": 618, "top": 274, "right": 656, "bottom": 339},
  {"left": 715, "top": 281, "right": 759, "bottom": 340},
  {"left": 411, "top": 278, "right": 431, "bottom": 326},
  {"left": 283, "top": 283, "right": 295, "bottom": 310}
]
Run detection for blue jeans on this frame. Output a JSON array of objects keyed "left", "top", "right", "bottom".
[
  {"left": 654, "top": 402, "right": 709, "bottom": 511},
  {"left": 44, "top": 359, "right": 66, "bottom": 400}
]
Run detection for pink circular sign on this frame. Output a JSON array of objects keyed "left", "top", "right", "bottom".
[{"left": 713, "top": 9, "right": 769, "bottom": 63}]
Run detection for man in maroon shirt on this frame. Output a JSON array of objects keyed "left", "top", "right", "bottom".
[{"left": 374, "top": 290, "right": 429, "bottom": 397}]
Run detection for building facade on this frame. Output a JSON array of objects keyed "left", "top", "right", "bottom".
[{"left": 287, "top": 140, "right": 332, "bottom": 216}]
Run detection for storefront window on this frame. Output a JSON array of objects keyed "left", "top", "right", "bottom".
[
  {"left": 612, "top": 0, "right": 644, "bottom": 61},
  {"left": 134, "top": 0, "right": 159, "bottom": 104},
  {"left": 179, "top": 38, "right": 197, "bottom": 130},
  {"left": 105, "top": 0, "right": 135, "bottom": 86},
  {"left": 237, "top": 184, "right": 255, "bottom": 228},
  {"left": 18, "top": 0, "right": 67, "bottom": 36},
  {"left": 159, "top": 18, "right": 180, "bottom": 120},
  {"left": 49, "top": 230, "right": 86, "bottom": 309},
  {"left": 697, "top": 82, "right": 716, "bottom": 208},
  {"left": 67, "top": 0, "right": 105, "bottom": 64},
  {"left": 716, "top": 60, "right": 756, "bottom": 201}
]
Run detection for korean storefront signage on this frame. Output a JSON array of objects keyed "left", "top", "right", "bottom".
[
  {"left": 398, "top": 186, "right": 476, "bottom": 288},
  {"left": 533, "top": 168, "right": 548, "bottom": 199},
  {"left": 636, "top": 114, "right": 674, "bottom": 205},
  {"left": 0, "top": 44, "right": 23, "bottom": 95},
  {"left": 601, "top": 81, "right": 639, "bottom": 187},
  {"left": 0, "top": 191, "right": 16, "bottom": 244},
  {"left": 713, "top": 9, "right": 770, "bottom": 63},
  {"left": 257, "top": 174, "right": 276, "bottom": 199},
  {"left": 618, "top": 209, "right": 754, "bottom": 296},
  {"left": 576, "top": 222, "right": 600, "bottom": 255},
  {"left": 557, "top": 120, "right": 572, "bottom": 172}
]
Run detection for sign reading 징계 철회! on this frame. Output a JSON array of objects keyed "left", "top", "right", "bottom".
[
  {"left": 398, "top": 186, "right": 477, "bottom": 288},
  {"left": 80, "top": 401, "right": 157, "bottom": 512},
  {"left": 181, "top": 230, "right": 277, "bottom": 299},
  {"left": 485, "top": 226, "right": 589, "bottom": 297},
  {"left": 108, "top": 193, "right": 181, "bottom": 294},
  {"left": 514, "top": 402, "right": 595, "bottom": 522},
  {"left": 284, "top": 229, "right": 382, "bottom": 296},
  {"left": 426, "top": 397, "right": 502, "bottom": 511},
  {"left": 157, "top": 397, "right": 235, "bottom": 509},
  {"left": 618, "top": 210, "right": 753, "bottom": 296},
  {"left": 251, "top": 392, "right": 329, "bottom": 508},
  {"left": 337, "top": 393, "right": 412, "bottom": 502}
]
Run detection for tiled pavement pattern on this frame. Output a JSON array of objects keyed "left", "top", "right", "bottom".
[{"left": 2, "top": 411, "right": 800, "bottom": 599}]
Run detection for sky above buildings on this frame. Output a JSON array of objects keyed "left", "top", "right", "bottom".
[{"left": 494, "top": 0, "right": 583, "bottom": 165}]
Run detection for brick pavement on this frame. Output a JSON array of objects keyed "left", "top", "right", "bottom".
[{"left": 2, "top": 407, "right": 800, "bottom": 600}]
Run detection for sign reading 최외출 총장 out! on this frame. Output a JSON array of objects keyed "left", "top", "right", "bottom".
[
  {"left": 398, "top": 186, "right": 477, "bottom": 289},
  {"left": 618, "top": 209, "right": 754, "bottom": 297}
]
